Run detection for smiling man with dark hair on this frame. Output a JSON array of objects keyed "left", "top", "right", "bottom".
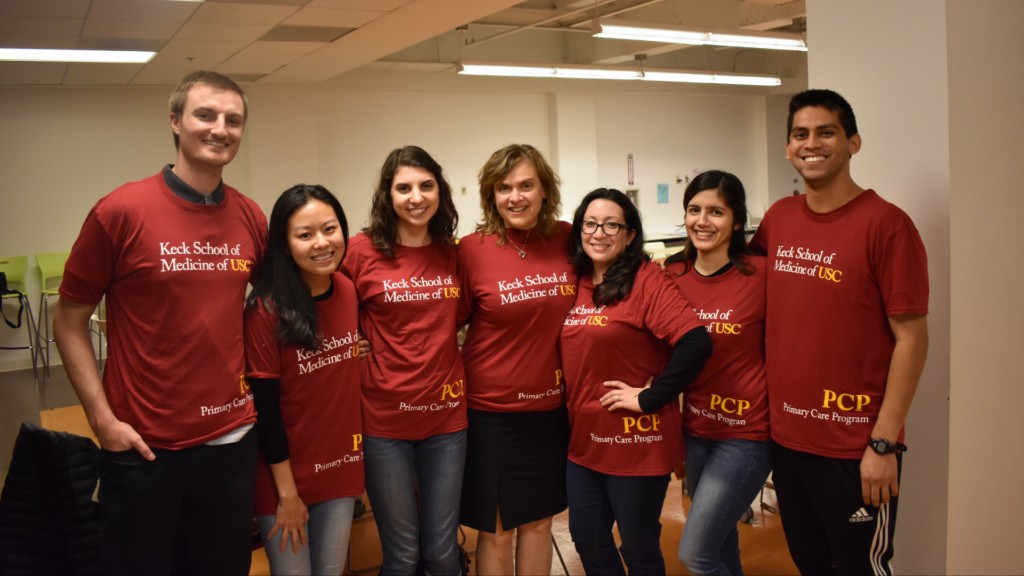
[{"left": 751, "top": 88, "right": 929, "bottom": 575}]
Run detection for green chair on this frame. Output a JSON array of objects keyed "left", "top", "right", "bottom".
[
  {"left": 1, "top": 255, "right": 39, "bottom": 378},
  {"left": 35, "top": 251, "right": 69, "bottom": 376}
]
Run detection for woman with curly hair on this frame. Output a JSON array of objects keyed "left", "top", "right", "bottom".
[
  {"left": 457, "top": 144, "right": 574, "bottom": 575},
  {"left": 342, "top": 146, "right": 467, "bottom": 575}
]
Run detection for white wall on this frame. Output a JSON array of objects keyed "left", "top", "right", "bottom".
[
  {"left": 765, "top": 92, "right": 801, "bottom": 209},
  {"left": 593, "top": 92, "right": 767, "bottom": 236},
  {"left": 945, "top": 1, "right": 1024, "bottom": 573},
  {"left": 0, "top": 76, "right": 770, "bottom": 370}
]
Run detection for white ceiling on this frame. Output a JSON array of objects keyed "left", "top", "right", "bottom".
[{"left": 0, "top": 0, "right": 806, "bottom": 86}]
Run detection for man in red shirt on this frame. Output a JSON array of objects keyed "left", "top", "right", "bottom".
[
  {"left": 751, "top": 89, "right": 929, "bottom": 575},
  {"left": 54, "top": 71, "right": 267, "bottom": 574}
]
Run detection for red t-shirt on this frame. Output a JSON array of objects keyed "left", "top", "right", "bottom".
[
  {"left": 667, "top": 257, "right": 770, "bottom": 441},
  {"left": 560, "top": 261, "right": 702, "bottom": 476},
  {"left": 341, "top": 234, "right": 468, "bottom": 439},
  {"left": 750, "top": 190, "right": 929, "bottom": 458},
  {"left": 457, "top": 222, "right": 575, "bottom": 412},
  {"left": 246, "top": 273, "right": 365, "bottom": 515},
  {"left": 59, "top": 171, "right": 267, "bottom": 450}
]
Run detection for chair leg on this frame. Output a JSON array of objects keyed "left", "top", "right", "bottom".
[
  {"left": 27, "top": 295, "right": 40, "bottom": 380},
  {"left": 37, "top": 293, "right": 53, "bottom": 377},
  {"left": 759, "top": 479, "right": 777, "bottom": 515},
  {"left": 3, "top": 294, "right": 39, "bottom": 380},
  {"left": 552, "top": 534, "right": 569, "bottom": 576}
]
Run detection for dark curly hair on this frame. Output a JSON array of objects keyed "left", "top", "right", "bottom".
[{"left": 363, "top": 145, "right": 458, "bottom": 259}]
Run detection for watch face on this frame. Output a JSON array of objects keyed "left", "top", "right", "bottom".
[{"left": 871, "top": 439, "right": 891, "bottom": 454}]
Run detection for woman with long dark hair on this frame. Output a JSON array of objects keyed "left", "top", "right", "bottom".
[
  {"left": 245, "top": 184, "right": 364, "bottom": 575},
  {"left": 341, "top": 146, "right": 467, "bottom": 576},
  {"left": 665, "top": 170, "right": 771, "bottom": 576},
  {"left": 559, "top": 188, "right": 711, "bottom": 576}
]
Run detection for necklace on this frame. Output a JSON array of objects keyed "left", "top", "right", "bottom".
[{"left": 506, "top": 228, "right": 531, "bottom": 259}]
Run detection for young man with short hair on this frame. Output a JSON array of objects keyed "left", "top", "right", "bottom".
[
  {"left": 54, "top": 70, "right": 267, "bottom": 574},
  {"left": 751, "top": 89, "right": 929, "bottom": 574}
]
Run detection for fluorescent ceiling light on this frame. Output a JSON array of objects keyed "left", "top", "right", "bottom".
[
  {"left": 593, "top": 19, "right": 808, "bottom": 52},
  {"left": 643, "top": 71, "right": 781, "bottom": 86},
  {"left": 458, "top": 61, "right": 780, "bottom": 86},
  {"left": 0, "top": 48, "right": 156, "bottom": 64}
]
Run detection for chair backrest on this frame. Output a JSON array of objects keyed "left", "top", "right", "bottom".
[
  {"left": 36, "top": 251, "right": 69, "bottom": 292},
  {"left": 0, "top": 256, "right": 29, "bottom": 293}
]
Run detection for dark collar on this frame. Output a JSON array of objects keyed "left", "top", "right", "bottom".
[{"left": 162, "top": 164, "right": 225, "bottom": 205}]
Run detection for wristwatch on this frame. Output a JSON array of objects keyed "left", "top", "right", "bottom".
[{"left": 868, "top": 437, "right": 907, "bottom": 455}]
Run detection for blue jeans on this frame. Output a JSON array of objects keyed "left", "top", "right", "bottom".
[
  {"left": 566, "top": 460, "right": 671, "bottom": 576},
  {"left": 259, "top": 497, "right": 355, "bottom": 576},
  {"left": 363, "top": 430, "right": 467, "bottom": 576},
  {"left": 678, "top": 436, "right": 773, "bottom": 576}
]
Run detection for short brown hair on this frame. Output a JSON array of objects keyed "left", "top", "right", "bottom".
[{"left": 169, "top": 70, "right": 248, "bottom": 149}]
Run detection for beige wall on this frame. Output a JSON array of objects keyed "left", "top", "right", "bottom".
[{"left": 945, "top": 0, "right": 1024, "bottom": 573}]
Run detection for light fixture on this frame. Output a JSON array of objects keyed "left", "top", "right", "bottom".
[
  {"left": 0, "top": 48, "right": 156, "bottom": 64},
  {"left": 592, "top": 19, "right": 808, "bottom": 52},
  {"left": 457, "top": 61, "right": 781, "bottom": 87}
]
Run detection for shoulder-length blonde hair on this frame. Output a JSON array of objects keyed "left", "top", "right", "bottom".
[{"left": 476, "top": 144, "right": 561, "bottom": 242}]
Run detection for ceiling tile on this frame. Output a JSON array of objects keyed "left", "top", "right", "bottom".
[
  {"left": 176, "top": 21, "right": 274, "bottom": 41},
  {"left": 83, "top": 19, "right": 184, "bottom": 41},
  {"left": 259, "top": 25, "right": 351, "bottom": 42},
  {"left": 308, "top": 0, "right": 411, "bottom": 10},
  {"left": 0, "top": 16, "right": 83, "bottom": 37},
  {"left": 0, "top": 35, "right": 79, "bottom": 49},
  {"left": 63, "top": 62, "right": 145, "bottom": 84},
  {"left": 219, "top": 51, "right": 303, "bottom": 73},
  {"left": 245, "top": 40, "right": 329, "bottom": 54},
  {"left": 88, "top": 0, "right": 199, "bottom": 22},
  {"left": 192, "top": 2, "right": 300, "bottom": 25},
  {"left": 0, "top": 61, "right": 68, "bottom": 84},
  {"left": 158, "top": 37, "right": 252, "bottom": 56},
  {"left": 283, "top": 7, "right": 385, "bottom": 27},
  {"left": 0, "top": 0, "right": 90, "bottom": 19}
]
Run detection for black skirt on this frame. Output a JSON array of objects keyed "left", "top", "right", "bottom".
[{"left": 459, "top": 406, "right": 569, "bottom": 532}]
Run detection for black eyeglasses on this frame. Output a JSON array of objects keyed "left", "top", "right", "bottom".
[{"left": 581, "top": 221, "right": 627, "bottom": 236}]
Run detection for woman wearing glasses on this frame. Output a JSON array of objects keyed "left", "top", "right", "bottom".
[
  {"left": 560, "top": 188, "right": 711, "bottom": 576},
  {"left": 665, "top": 170, "right": 771, "bottom": 576}
]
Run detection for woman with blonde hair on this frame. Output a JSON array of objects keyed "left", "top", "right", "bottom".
[{"left": 457, "top": 144, "right": 575, "bottom": 575}]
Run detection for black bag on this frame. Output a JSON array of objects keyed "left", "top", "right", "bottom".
[{"left": 1, "top": 272, "right": 26, "bottom": 329}]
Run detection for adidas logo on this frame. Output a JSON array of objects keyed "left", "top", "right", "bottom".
[{"left": 849, "top": 507, "right": 874, "bottom": 523}]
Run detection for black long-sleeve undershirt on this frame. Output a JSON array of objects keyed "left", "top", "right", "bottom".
[
  {"left": 637, "top": 326, "right": 712, "bottom": 414},
  {"left": 249, "top": 376, "right": 289, "bottom": 464}
]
